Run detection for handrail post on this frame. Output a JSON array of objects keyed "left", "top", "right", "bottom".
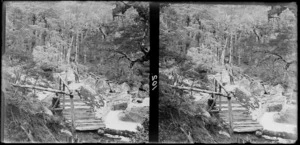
[
  {"left": 228, "top": 96, "right": 233, "bottom": 135},
  {"left": 63, "top": 84, "right": 65, "bottom": 109},
  {"left": 218, "top": 83, "right": 221, "bottom": 111},
  {"left": 212, "top": 79, "right": 216, "bottom": 99},
  {"left": 70, "top": 92, "right": 76, "bottom": 141}
]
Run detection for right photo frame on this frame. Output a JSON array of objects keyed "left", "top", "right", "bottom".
[{"left": 158, "top": 3, "right": 297, "bottom": 143}]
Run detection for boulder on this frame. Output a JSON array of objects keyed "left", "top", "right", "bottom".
[
  {"left": 111, "top": 102, "right": 128, "bottom": 110},
  {"left": 141, "top": 84, "right": 149, "bottom": 92},
  {"left": 273, "top": 105, "right": 297, "bottom": 125},
  {"left": 79, "top": 85, "right": 97, "bottom": 98},
  {"left": 250, "top": 81, "right": 265, "bottom": 96},
  {"left": 120, "top": 106, "right": 149, "bottom": 123},
  {"left": 42, "top": 106, "right": 53, "bottom": 116},
  {"left": 239, "top": 78, "right": 251, "bottom": 91},
  {"left": 137, "top": 90, "right": 148, "bottom": 98},
  {"left": 120, "top": 82, "right": 131, "bottom": 93},
  {"left": 270, "top": 84, "right": 284, "bottom": 95},
  {"left": 267, "top": 103, "right": 283, "bottom": 112},
  {"left": 263, "top": 84, "right": 272, "bottom": 94},
  {"left": 275, "top": 84, "right": 284, "bottom": 95},
  {"left": 220, "top": 69, "right": 231, "bottom": 84},
  {"left": 193, "top": 92, "right": 210, "bottom": 104}
]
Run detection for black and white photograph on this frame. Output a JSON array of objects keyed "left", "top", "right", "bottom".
[
  {"left": 2, "top": 1, "right": 149, "bottom": 143},
  {"left": 159, "top": 3, "right": 297, "bottom": 143}
]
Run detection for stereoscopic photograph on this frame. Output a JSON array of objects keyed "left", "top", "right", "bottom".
[
  {"left": 2, "top": 1, "right": 149, "bottom": 143},
  {"left": 159, "top": 3, "right": 297, "bottom": 143}
]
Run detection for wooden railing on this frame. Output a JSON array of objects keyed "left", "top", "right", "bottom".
[
  {"left": 56, "top": 75, "right": 76, "bottom": 141},
  {"left": 212, "top": 77, "right": 234, "bottom": 135}
]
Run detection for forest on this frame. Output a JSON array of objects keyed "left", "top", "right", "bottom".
[
  {"left": 2, "top": 1, "right": 149, "bottom": 143},
  {"left": 159, "top": 3, "right": 297, "bottom": 143}
]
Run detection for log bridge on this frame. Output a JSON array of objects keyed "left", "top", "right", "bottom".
[
  {"left": 12, "top": 75, "right": 105, "bottom": 134},
  {"left": 172, "top": 76, "right": 263, "bottom": 134}
]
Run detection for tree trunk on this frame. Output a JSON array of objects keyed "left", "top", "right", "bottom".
[
  {"left": 84, "top": 48, "right": 87, "bottom": 64},
  {"left": 67, "top": 36, "right": 74, "bottom": 64},
  {"left": 97, "top": 128, "right": 136, "bottom": 138},
  {"left": 229, "top": 32, "right": 233, "bottom": 64},
  {"left": 262, "top": 130, "right": 297, "bottom": 140},
  {"left": 75, "top": 30, "right": 79, "bottom": 63},
  {"left": 221, "top": 37, "right": 228, "bottom": 65},
  {"left": 11, "top": 84, "right": 72, "bottom": 95}
]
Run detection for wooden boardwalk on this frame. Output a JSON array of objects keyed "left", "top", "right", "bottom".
[
  {"left": 216, "top": 96, "right": 263, "bottom": 133},
  {"left": 62, "top": 94, "right": 105, "bottom": 131}
]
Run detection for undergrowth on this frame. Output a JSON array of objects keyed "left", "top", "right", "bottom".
[{"left": 3, "top": 86, "right": 69, "bottom": 143}]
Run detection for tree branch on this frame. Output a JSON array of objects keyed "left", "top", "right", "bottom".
[{"left": 253, "top": 50, "right": 296, "bottom": 70}]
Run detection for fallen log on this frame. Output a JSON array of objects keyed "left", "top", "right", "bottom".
[
  {"left": 212, "top": 77, "right": 232, "bottom": 97},
  {"left": 57, "top": 74, "right": 71, "bottom": 92},
  {"left": 11, "top": 84, "right": 71, "bottom": 95},
  {"left": 261, "top": 130, "right": 297, "bottom": 140},
  {"left": 97, "top": 128, "right": 136, "bottom": 138},
  {"left": 171, "top": 85, "right": 230, "bottom": 97},
  {"left": 180, "top": 127, "right": 194, "bottom": 143}
]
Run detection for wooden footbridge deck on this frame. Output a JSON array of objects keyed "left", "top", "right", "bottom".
[
  {"left": 12, "top": 75, "right": 105, "bottom": 132},
  {"left": 211, "top": 77, "right": 263, "bottom": 133},
  {"left": 55, "top": 75, "right": 105, "bottom": 131},
  {"left": 171, "top": 76, "right": 263, "bottom": 134},
  {"left": 217, "top": 96, "right": 263, "bottom": 132},
  {"left": 61, "top": 94, "right": 105, "bottom": 131}
]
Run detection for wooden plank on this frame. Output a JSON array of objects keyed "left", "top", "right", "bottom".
[
  {"left": 64, "top": 116, "right": 96, "bottom": 120},
  {"left": 64, "top": 106, "right": 91, "bottom": 109},
  {"left": 232, "top": 121, "right": 260, "bottom": 125},
  {"left": 171, "top": 85, "right": 228, "bottom": 97},
  {"left": 219, "top": 103, "right": 241, "bottom": 107},
  {"left": 221, "top": 107, "right": 247, "bottom": 111},
  {"left": 64, "top": 102, "right": 87, "bottom": 106},
  {"left": 233, "top": 126, "right": 263, "bottom": 132},
  {"left": 221, "top": 116, "right": 253, "bottom": 122},
  {"left": 63, "top": 112, "right": 95, "bottom": 117},
  {"left": 233, "top": 123, "right": 262, "bottom": 128},
  {"left": 75, "top": 119, "right": 103, "bottom": 123},
  {"left": 11, "top": 84, "right": 71, "bottom": 95},
  {"left": 75, "top": 125, "right": 106, "bottom": 131},
  {"left": 220, "top": 111, "right": 250, "bottom": 116},
  {"left": 76, "top": 122, "right": 105, "bottom": 127}
]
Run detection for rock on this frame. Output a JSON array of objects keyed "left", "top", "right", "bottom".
[
  {"left": 42, "top": 106, "right": 53, "bottom": 116},
  {"left": 270, "top": 84, "right": 284, "bottom": 95},
  {"left": 250, "top": 81, "right": 265, "bottom": 96},
  {"left": 273, "top": 105, "right": 297, "bottom": 125},
  {"left": 219, "top": 130, "right": 230, "bottom": 138},
  {"left": 220, "top": 69, "right": 231, "bottom": 84},
  {"left": 98, "top": 129, "right": 105, "bottom": 136},
  {"left": 79, "top": 85, "right": 97, "bottom": 99},
  {"left": 112, "top": 102, "right": 128, "bottom": 110},
  {"left": 39, "top": 92, "right": 56, "bottom": 107},
  {"left": 193, "top": 92, "right": 210, "bottom": 103},
  {"left": 275, "top": 84, "right": 284, "bottom": 95},
  {"left": 61, "top": 129, "right": 72, "bottom": 137},
  {"left": 120, "top": 106, "right": 149, "bottom": 123},
  {"left": 137, "top": 90, "right": 148, "bottom": 98},
  {"left": 120, "top": 82, "right": 131, "bottom": 93},
  {"left": 62, "top": 69, "right": 76, "bottom": 84},
  {"left": 239, "top": 78, "right": 251, "bottom": 91},
  {"left": 255, "top": 130, "right": 263, "bottom": 137},
  {"left": 267, "top": 104, "right": 283, "bottom": 112},
  {"left": 141, "top": 84, "right": 149, "bottom": 92},
  {"left": 263, "top": 84, "right": 272, "bottom": 94}
]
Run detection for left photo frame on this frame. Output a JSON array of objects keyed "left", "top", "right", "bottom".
[{"left": 1, "top": 1, "right": 149, "bottom": 143}]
